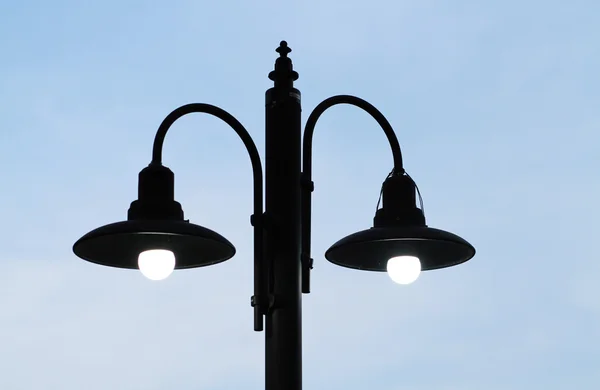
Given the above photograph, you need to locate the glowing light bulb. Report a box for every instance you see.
[387,255,421,285]
[138,249,176,281]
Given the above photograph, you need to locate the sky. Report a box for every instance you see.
[0,0,599,389]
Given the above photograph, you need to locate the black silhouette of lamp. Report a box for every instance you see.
[73,41,475,390]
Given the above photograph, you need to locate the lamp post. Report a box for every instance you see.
[73,41,475,390]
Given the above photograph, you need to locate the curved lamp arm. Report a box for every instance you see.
[151,103,267,332]
[301,95,404,293]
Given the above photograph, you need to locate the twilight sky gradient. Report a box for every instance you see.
[1,1,599,389]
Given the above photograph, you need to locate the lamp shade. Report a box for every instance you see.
[325,173,475,272]
[325,225,475,272]
[73,219,236,270]
[72,163,236,270]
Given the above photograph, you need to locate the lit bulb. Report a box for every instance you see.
[138,249,176,281]
[386,255,421,285]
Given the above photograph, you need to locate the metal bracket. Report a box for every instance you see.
[251,212,278,231]
[300,175,314,192]
[301,253,314,270]
[251,294,277,314]
[301,252,314,294]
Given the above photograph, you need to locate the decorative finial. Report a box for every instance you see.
[276,41,292,57]
[269,40,298,86]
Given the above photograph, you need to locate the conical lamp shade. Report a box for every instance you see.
[325,225,475,272]
[73,219,235,270]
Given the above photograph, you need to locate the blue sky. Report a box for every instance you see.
[1,0,599,389]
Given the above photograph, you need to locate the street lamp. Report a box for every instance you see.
[73,41,475,390]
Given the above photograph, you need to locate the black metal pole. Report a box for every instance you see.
[264,41,302,390]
